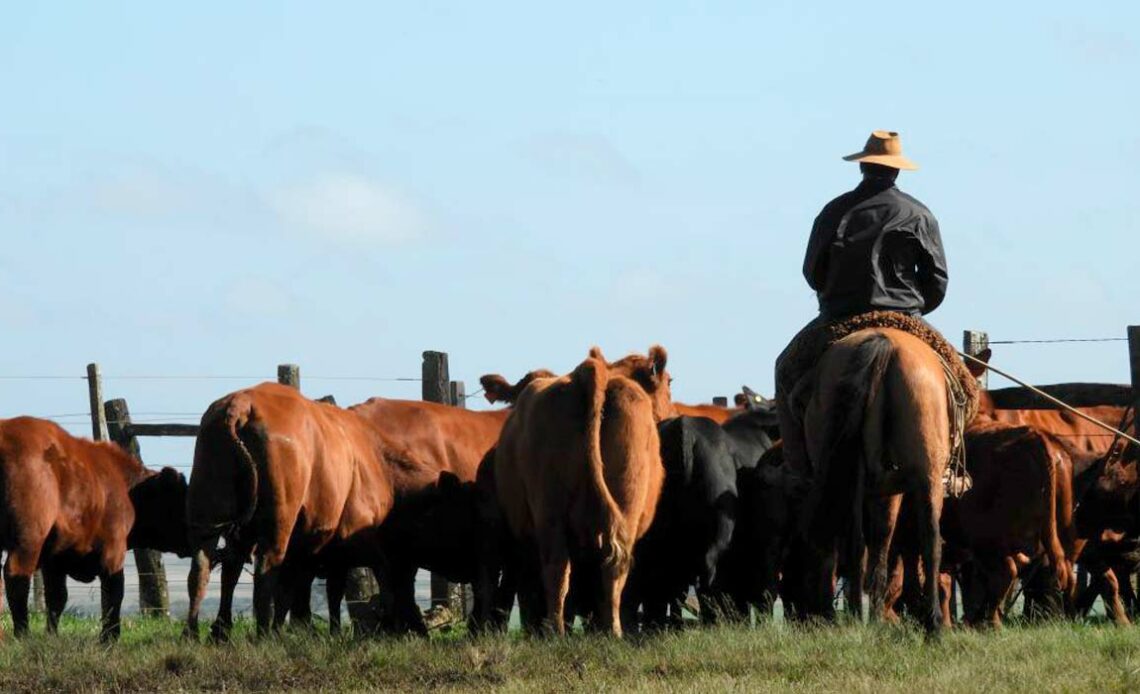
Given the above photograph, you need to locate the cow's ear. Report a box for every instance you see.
[516,369,555,392]
[648,345,668,377]
[588,346,606,361]
[480,374,513,404]
[438,471,460,491]
[965,348,991,378]
[160,466,187,490]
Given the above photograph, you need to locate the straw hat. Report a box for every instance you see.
[842,130,918,171]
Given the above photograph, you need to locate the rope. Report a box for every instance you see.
[959,352,1140,448]
[941,355,972,497]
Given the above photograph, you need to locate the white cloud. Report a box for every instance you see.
[88,170,191,218]
[524,132,641,185]
[222,276,296,318]
[267,173,426,245]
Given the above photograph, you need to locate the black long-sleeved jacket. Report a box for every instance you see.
[803,178,947,320]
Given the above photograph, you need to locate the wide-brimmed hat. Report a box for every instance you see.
[842,130,918,171]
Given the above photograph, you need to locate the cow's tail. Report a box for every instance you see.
[574,357,628,569]
[1042,443,1070,592]
[190,396,260,541]
[806,333,895,570]
[226,400,260,528]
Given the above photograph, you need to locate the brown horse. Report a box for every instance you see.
[799,328,951,634]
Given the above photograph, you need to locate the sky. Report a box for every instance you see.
[2,2,1139,479]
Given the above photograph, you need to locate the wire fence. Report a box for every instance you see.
[55,558,437,618]
[6,341,1133,618]
[986,337,1129,345]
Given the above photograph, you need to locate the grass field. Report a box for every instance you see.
[2,617,1140,693]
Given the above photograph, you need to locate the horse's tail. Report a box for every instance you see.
[806,333,895,581]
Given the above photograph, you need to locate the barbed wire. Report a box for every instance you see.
[0,374,423,382]
[988,337,1129,345]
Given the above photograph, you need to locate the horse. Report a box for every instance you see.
[798,327,952,634]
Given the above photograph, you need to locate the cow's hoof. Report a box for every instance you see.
[208,622,232,644]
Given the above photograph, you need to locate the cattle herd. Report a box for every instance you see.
[0,344,1138,643]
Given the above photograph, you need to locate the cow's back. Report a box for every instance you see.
[189,383,393,550]
[0,417,138,567]
[494,376,584,537]
[987,405,1126,456]
[352,398,508,484]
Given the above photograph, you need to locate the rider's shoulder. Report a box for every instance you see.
[890,187,936,218]
[817,187,862,217]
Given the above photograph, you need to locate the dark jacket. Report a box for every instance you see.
[803,178,947,320]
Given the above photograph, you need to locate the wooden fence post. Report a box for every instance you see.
[277,363,300,389]
[87,363,110,441]
[963,330,989,389]
[448,379,473,618]
[422,351,454,610]
[105,398,170,618]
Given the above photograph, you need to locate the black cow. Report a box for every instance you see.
[712,443,808,620]
[620,405,779,632]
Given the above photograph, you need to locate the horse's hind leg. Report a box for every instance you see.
[866,494,902,622]
[914,482,945,636]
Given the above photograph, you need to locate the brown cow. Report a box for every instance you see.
[941,419,1069,627]
[0,417,188,640]
[968,350,1127,456]
[1072,440,1140,624]
[674,403,739,424]
[186,382,398,638]
[492,346,673,636]
[342,381,537,633]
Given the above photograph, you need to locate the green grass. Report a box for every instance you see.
[2,616,1140,692]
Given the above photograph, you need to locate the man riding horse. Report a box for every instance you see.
[774,131,976,634]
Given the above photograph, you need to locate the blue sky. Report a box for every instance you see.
[2,2,1138,474]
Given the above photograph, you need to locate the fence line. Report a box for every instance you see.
[1,374,423,382]
[988,337,1128,345]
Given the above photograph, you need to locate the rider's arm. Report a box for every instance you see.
[916,216,949,314]
[802,212,832,291]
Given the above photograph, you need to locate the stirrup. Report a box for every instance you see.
[943,469,972,497]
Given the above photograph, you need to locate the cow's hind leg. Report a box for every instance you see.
[539,531,572,636]
[4,549,40,637]
[376,559,426,636]
[42,565,68,634]
[185,548,210,640]
[1102,569,1130,626]
[597,556,631,637]
[275,563,316,632]
[253,549,286,637]
[99,568,125,642]
[210,544,249,642]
